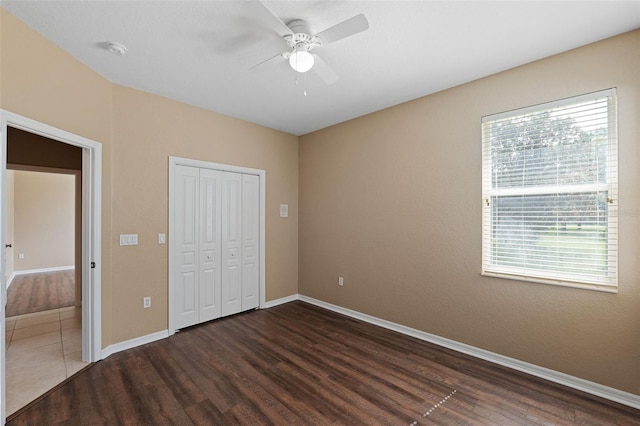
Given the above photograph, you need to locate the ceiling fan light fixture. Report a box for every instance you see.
[289,50,314,73]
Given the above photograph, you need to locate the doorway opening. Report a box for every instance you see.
[6,168,78,316]
[4,167,82,416]
[0,111,102,423]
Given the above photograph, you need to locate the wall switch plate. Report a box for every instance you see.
[120,234,139,246]
[158,233,166,244]
[339,277,344,287]
[280,204,289,218]
[143,297,151,308]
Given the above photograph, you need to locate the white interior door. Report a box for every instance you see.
[221,172,242,317]
[242,174,259,310]
[173,165,200,329]
[198,169,222,322]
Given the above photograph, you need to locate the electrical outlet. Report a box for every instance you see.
[339,277,344,287]
[19,253,25,259]
[143,297,151,308]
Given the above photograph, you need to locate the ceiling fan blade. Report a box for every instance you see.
[311,55,338,85]
[250,0,293,38]
[249,51,286,71]
[315,13,369,45]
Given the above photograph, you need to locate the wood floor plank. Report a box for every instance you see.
[184,399,226,425]
[144,344,208,409]
[6,270,75,317]
[7,301,640,425]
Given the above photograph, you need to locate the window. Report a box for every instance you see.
[482,89,618,291]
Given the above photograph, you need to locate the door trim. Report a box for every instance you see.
[168,156,266,335]
[0,110,102,423]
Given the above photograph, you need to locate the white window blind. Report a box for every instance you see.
[482,89,618,291]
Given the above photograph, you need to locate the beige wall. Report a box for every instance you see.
[110,85,298,343]
[12,170,74,271]
[299,29,640,395]
[1,9,298,347]
[1,8,115,345]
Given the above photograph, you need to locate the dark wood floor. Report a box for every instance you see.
[7,301,640,425]
[5,270,75,317]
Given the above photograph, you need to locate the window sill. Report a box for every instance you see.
[481,271,618,293]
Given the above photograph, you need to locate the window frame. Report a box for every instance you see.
[481,89,618,292]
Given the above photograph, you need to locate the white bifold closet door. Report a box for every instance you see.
[173,165,259,330]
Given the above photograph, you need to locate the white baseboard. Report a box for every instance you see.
[101,329,169,360]
[298,294,640,410]
[262,294,299,309]
[7,266,75,289]
[13,265,75,275]
[6,272,16,289]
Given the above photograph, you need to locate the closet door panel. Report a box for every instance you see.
[199,169,222,322]
[173,165,200,329]
[242,174,259,310]
[221,172,242,316]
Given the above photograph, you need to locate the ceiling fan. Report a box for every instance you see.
[249,0,369,85]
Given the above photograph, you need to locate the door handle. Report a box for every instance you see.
[5,244,12,248]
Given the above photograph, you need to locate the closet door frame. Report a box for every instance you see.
[168,156,265,335]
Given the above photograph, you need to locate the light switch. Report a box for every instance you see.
[280,204,289,218]
[158,233,166,244]
[120,234,139,246]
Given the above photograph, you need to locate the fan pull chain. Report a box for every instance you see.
[304,71,308,96]
[294,71,309,97]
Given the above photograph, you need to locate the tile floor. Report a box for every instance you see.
[5,306,88,416]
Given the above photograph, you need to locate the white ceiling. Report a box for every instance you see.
[1,1,639,135]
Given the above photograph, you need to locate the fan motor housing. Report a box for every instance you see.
[287,19,313,35]
[285,19,322,50]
